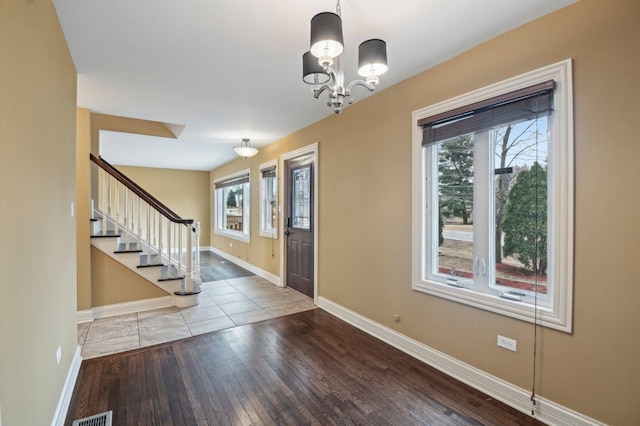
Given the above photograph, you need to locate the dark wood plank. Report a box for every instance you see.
[65,309,544,426]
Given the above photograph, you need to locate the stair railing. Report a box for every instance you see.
[90,153,201,295]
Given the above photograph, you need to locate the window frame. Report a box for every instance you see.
[213,169,251,243]
[259,160,278,239]
[412,59,574,332]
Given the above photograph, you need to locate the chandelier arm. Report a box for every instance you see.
[346,79,377,93]
[313,84,334,99]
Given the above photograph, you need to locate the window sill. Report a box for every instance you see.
[412,279,570,332]
[215,229,250,244]
[259,230,277,239]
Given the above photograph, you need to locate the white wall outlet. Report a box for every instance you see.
[70,201,75,218]
[497,335,517,351]
[393,314,400,323]
[56,346,62,365]
[229,242,233,247]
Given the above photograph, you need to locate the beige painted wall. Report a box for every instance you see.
[77,108,92,310]
[91,248,168,306]
[210,1,640,424]
[117,165,211,246]
[0,1,78,425]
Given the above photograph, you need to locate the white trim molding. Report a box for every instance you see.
[279,143,319,303]
[51,346,82,426]
[77,296,174,323]
[412,59,574,332]
[317,297,605,426]
[209,247,281,286]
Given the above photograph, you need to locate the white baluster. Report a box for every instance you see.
[184,223,193,293]
[137,197,141,249]
[167,220,172,277]
[146,202,151,263]
[115,182,120,241]
[102,171,108,235]
[123,187,129,249]
[195,222,201,278]
[178,224,183,276]
[158,214,163,266]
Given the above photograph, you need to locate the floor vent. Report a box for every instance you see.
[72,411,112,426]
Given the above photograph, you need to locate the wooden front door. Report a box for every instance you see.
[285,158,314,298]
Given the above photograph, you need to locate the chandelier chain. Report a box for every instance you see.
[336,0,341,17]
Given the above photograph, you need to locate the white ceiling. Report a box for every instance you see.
[53,0,576,171]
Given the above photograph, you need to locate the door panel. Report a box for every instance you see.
[285,159,314,298]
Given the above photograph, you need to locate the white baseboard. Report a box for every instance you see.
[317,297,606,426]
[209,247,281,286]
[76,310,93,324]
[51,346,82,426]
[77,296,174,323]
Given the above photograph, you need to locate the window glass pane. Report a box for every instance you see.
[436,135,474,282]
[292,166,311,230]
[262,175,277,233]
[492,118,548,296]
[224,183,244,231]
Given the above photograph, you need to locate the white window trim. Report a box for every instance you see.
[411,59,574,332]
[214,168,251,243]
[259,159,278,239]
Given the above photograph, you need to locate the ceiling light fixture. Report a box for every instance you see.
[233,138,258,158]
[302,0,387,114]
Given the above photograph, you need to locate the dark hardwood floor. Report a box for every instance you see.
[66,309,544,425]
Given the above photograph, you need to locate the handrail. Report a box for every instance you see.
[90,153,193,225]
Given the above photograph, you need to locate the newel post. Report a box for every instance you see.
[174,221,201,308]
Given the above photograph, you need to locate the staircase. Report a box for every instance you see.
[90,154,202,308]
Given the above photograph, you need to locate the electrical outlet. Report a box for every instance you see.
[393,314,400,323]
[56,346,62,365]
[497,335,517,352]
[229,242,233,247]
[70,201,75,218]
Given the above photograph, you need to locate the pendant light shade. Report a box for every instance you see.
[358,39,388,77]
[233,138,258,158]
[303,51,330,84]
[309,12,344,59]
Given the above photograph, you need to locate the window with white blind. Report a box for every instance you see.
[214,169,250,242]
[412,60,574,332]
[259,160,278,238]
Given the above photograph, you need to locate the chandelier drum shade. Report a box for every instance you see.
[302,0,388,114]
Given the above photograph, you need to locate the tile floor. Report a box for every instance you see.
[78,275,316,359]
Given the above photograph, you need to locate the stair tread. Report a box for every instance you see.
[138,254,163,268]
[114,242,143,253]
[158,265,184,282]
[91,231,121,238]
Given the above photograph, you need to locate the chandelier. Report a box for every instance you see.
[233,138,258,158]
[302,0,388,114]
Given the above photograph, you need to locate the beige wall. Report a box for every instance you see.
[210,1,640,424]
[76,108,92,310]
[91,248,167,306]
[117,165,211,247]
[0,1,78,425]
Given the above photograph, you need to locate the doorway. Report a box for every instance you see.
[281,144,318,300]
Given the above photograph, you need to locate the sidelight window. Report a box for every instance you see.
[260,161,278,238]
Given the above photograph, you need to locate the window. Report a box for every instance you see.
[259,160,278,238]
[412,60,573,332]
[214,170,250,242]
